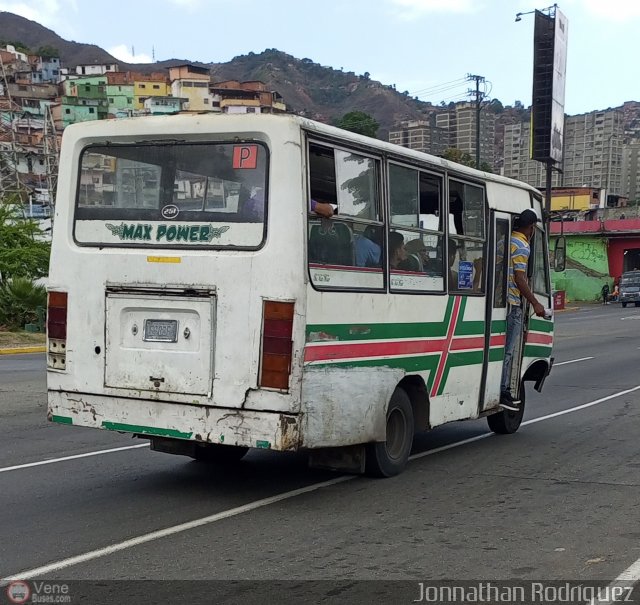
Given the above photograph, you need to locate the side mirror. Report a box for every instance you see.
[554,236,566,272]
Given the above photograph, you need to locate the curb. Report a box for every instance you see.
[554,306,580,313]
[0,346,46,355]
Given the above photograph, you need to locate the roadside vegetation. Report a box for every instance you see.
[0,197,51,337]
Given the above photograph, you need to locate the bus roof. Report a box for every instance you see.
[63,112,542,199]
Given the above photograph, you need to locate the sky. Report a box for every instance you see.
[1,0,639,115]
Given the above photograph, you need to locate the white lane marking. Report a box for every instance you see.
[554,357,594,367]
[620,316,640,321]
[3,384,640,582]
[564,314,615,321]
[0,476,353,584]
[0,444,149,474]
[588,559,640,604]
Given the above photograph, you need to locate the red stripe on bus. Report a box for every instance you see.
[526,332,553,345]
[449,334,505,351]
[304,332,506,363]
[430,297,462,397]
[304,338,446,362]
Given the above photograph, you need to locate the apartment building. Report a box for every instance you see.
[61,76,109,127]
[562,109,624,195]
[388,119,449,156]
[503,108,624,195]
[435,102,495,167]
[502,121,561,188]
[133,73,170,111]
[169,64,212,111]
[622,143,640,202]
[210,80,286,114]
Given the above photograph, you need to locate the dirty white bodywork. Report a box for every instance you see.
[47,114,552,453]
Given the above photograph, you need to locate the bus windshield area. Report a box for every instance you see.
[74,142,268,248]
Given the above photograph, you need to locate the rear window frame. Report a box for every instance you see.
[72,140,270,251]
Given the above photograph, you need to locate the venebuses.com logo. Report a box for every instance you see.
[6,581,30,604]
[5,580,71,604]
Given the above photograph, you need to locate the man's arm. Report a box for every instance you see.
[514,271,546,317]
[310,199,337,218]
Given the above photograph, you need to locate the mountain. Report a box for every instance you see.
[0,11,119,66]
[0,12,432,133]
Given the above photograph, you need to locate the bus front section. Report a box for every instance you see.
[46,116,307,461]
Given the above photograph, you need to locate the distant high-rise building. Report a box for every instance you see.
[503,121,561,188]
[622,142,640,202]
[503,108,624,195]
[435,102,495,167]
[563,109,624,195]
[388,119,448,157]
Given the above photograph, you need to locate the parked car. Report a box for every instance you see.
[619,270,640,308]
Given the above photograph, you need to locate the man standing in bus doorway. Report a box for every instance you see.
[500,209,546,411]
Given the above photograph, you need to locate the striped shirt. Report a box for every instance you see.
[507,231,530,306]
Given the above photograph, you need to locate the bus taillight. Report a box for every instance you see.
[260,301,294,390]
[47,291,68,371]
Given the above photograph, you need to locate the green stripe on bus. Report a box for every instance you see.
[489,348,505,362]
[101,421,193,439]
[491,320,506,333]
[529,318,554,333]
[524,345,553,358]
[307,296,499,342]
[52,415,73,425]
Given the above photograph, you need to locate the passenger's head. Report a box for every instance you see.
[514,209,539,239]
[389,231,407,267]
[405,238,427,258]
[363,225,382,245]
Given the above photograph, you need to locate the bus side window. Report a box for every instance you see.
[448,180,486,294]
[307,142,384,290]
[388,163,445,292]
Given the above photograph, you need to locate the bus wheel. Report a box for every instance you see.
[365,388,414,478]
[192,444,249,463]
[487,385,526,434]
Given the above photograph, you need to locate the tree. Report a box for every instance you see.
[441,148,494,173]
[0,40,30,53]
[0,200,51,285]
[335,111,379,138]
[442,147,475,168]
[36,45,60,59]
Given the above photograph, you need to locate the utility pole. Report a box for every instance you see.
[467,74,485,169]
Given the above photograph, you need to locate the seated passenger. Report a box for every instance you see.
[403,239,427,272]
[389,231,408,270]
[354,225,382,267]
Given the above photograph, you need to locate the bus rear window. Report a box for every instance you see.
[74,142,268,248]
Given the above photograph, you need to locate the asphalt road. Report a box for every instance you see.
[1,303,640,603]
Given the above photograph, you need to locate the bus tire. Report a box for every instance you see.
[192,444,249,463]
[487,384,526,434]
[365,388,414,478]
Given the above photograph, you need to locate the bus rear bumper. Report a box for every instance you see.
[48,390,300,451]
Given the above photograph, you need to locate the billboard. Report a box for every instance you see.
[530,8,568,163]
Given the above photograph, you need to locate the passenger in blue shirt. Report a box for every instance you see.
[355,225,382,267]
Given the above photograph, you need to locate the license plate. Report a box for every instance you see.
[143,319,178,342]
